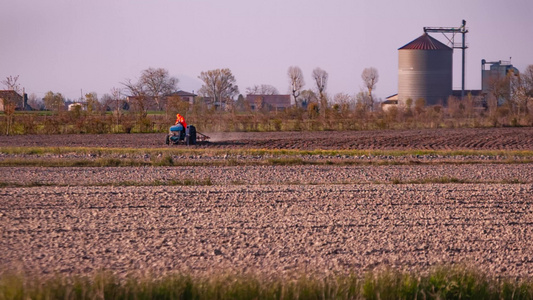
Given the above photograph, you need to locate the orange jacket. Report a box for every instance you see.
[175,114,187,128]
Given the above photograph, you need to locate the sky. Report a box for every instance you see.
[1,0,532,102]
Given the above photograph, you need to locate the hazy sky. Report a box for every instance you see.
[2,0,532,101]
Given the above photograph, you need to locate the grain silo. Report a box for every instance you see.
[398,33,453,106]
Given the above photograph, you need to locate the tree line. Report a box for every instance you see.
[1,65,533,135]
[3,65,378,112]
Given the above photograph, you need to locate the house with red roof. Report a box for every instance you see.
[0,90,26,111]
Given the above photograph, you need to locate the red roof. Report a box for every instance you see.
[399,33,451,50]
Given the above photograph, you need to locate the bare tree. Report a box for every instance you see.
[355,90,372,113]
[100,94,112,109]
[312,67,329,115]
[523,65,533,97]
[300,89,317,108]
[361,67,379,111]
[100,88,125,131]
[3,102,16,135]
[139,67,179,110]
[245,84,279,95]
[0,77,20,135]
[2,75,21,92]
[333,93,354,112]
[509,66,533,117]
[110,87,124,111]
[523,65,533,116]
[198,68,239,110]
[486,71,512,115]
[518,65,533,115]
[85,92,105,114]
[312,67,328,98]
[43,91,65,112]
[27,93,43,110]
[288,66,305,106]
[122,78,148,118]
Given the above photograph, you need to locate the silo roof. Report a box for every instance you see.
[399,33,451,50]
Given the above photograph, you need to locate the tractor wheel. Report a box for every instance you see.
[165,135,170,145]
[188,125,197,145]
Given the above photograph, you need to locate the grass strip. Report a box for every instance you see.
[2,146,533,158]
[0,158,532,167]
[0,158,151,167]
[1,266,532,300]
[389,176,527,185]
[0,177,528,188]
[0,178,212,188]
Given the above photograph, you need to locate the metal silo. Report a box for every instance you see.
[398,33,453,106]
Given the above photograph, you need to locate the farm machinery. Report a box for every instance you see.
[165,123,209,146]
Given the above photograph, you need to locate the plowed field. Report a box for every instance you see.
[1,128,533,280]
[2,178,533,278]
[1,127,532,150]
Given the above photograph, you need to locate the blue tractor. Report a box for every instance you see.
[165,123,197,145]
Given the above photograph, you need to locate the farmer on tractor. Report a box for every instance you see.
[166,112,206,145]
[175,113,187,128]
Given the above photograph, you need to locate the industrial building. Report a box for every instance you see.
[398,33,453,106]
[384,20,518,111]
[481,60,519,105]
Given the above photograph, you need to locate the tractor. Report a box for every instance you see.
[165,123,209,146]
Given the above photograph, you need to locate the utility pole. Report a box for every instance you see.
[424,20,468,99]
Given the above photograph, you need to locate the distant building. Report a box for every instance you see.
[168,90,197,106]
[0,90,27,111]
[177,94,221,110]
[246,94,291,111]
[67,102,87,111]
[481,59,519,105]
[166,90,198,111]
[393,29,516,108]
[381,94,399,112]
